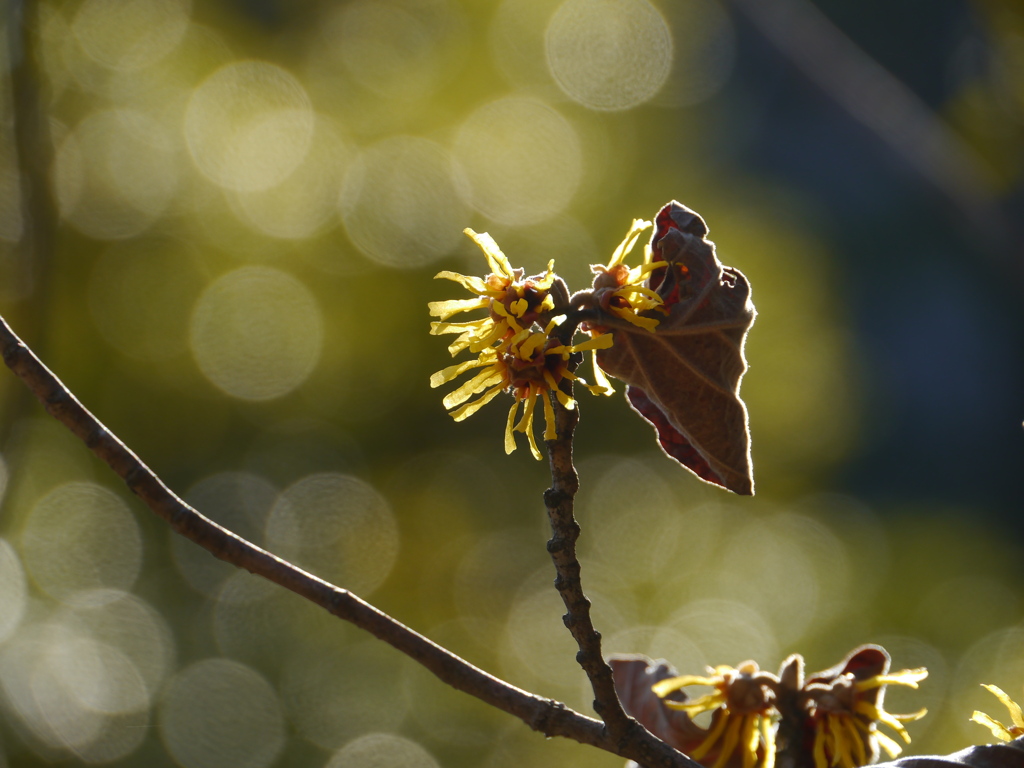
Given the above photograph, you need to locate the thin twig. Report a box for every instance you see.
[541,322,649,753]
[0,312,699,768]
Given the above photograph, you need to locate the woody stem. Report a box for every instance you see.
[542,321,632,742]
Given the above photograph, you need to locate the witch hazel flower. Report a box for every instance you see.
[971,684,1024,742]
[429,228,610,458]
[652,661,779,768]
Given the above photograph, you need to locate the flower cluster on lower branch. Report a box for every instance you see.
[612,645,928,768]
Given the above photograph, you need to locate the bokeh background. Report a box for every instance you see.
[0,0,1022,766]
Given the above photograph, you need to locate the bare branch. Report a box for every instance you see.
[0,312,699,768]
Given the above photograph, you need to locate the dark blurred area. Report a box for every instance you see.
[0,1,1021,767]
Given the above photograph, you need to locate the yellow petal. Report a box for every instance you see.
[570,333,615,354]
[428,297,490,320]
[490,300,525,335]
[431,318,489,336]
[691,710,731,760]
[606,218,652,269]
[982,684,1024,728]
[610,305,660,331]
[856,669,928,691]
[450,383,505,421]
[467,319,508,352]
[873,730,903,759]
[429,355,494,388]
[711,712,744,768]
[433,271,490,295]
[464,228,516,279]
[590,350,615,395]
[845,718,867,767]
[854,702,912,744]
[652,675,720,697]
[505,399,520,454]
[514,390,542,460]
[518,331,547,359]
[443,368,504,409]
[812,724,828,768]
[741,714,758,768]
[542,391,556,441]
[762,715,777,768]
[972,711,1014,742]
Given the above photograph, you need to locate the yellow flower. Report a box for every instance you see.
[589,217,665,331]
[971,684,1024,742]
[806,667,928,768]
[583,218,665,394]
[653,661,779,768]
[430,319,613,459]
[429,227,618,457]
[428,228,556,356]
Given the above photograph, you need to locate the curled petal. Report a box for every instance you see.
[433,270,491,295]
[972,711,1015,742]
[606,218,652,269]
[504,398,520,454]
[570,333,615,354]
[464,228,516,279]
[428,297,490,320]
[449,383,506,422]
[610,305,660,331]
[761,715,776,768]
[430,319,489,336]
[542,391,556,440]
[691,710,731,760]
[443,368,504,409]
[430,353,495,388]
[981,685,1024,728]
[873,730,903,759]
[591,351,615,395]
[652,675,721,697]
[856,669,929,691]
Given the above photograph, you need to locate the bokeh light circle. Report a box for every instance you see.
[0,623,112,755]
[185,60,315,192]
[54,109,179,240]
[0,539,27,643]
[159,658,285,768]
[56,589,176,700]
[73,0,191,71]
[21,482,142,602]
[190,266,324,401]
[545,0,673,110]
[282,641,408,750]
[453,97,582,225]
[231,115,352,240]
[334,1,445,100]
[327,733,440,768]
[0,609,155,762]
[340,136,468,267]
[265,473,399,595]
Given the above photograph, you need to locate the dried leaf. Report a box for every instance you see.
[597,201,756,495]
[609,654,706,753]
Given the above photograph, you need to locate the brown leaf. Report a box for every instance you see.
[609,654,706,753]
[596,201,756,495]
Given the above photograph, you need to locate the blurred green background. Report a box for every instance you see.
[0,0,1022,766]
